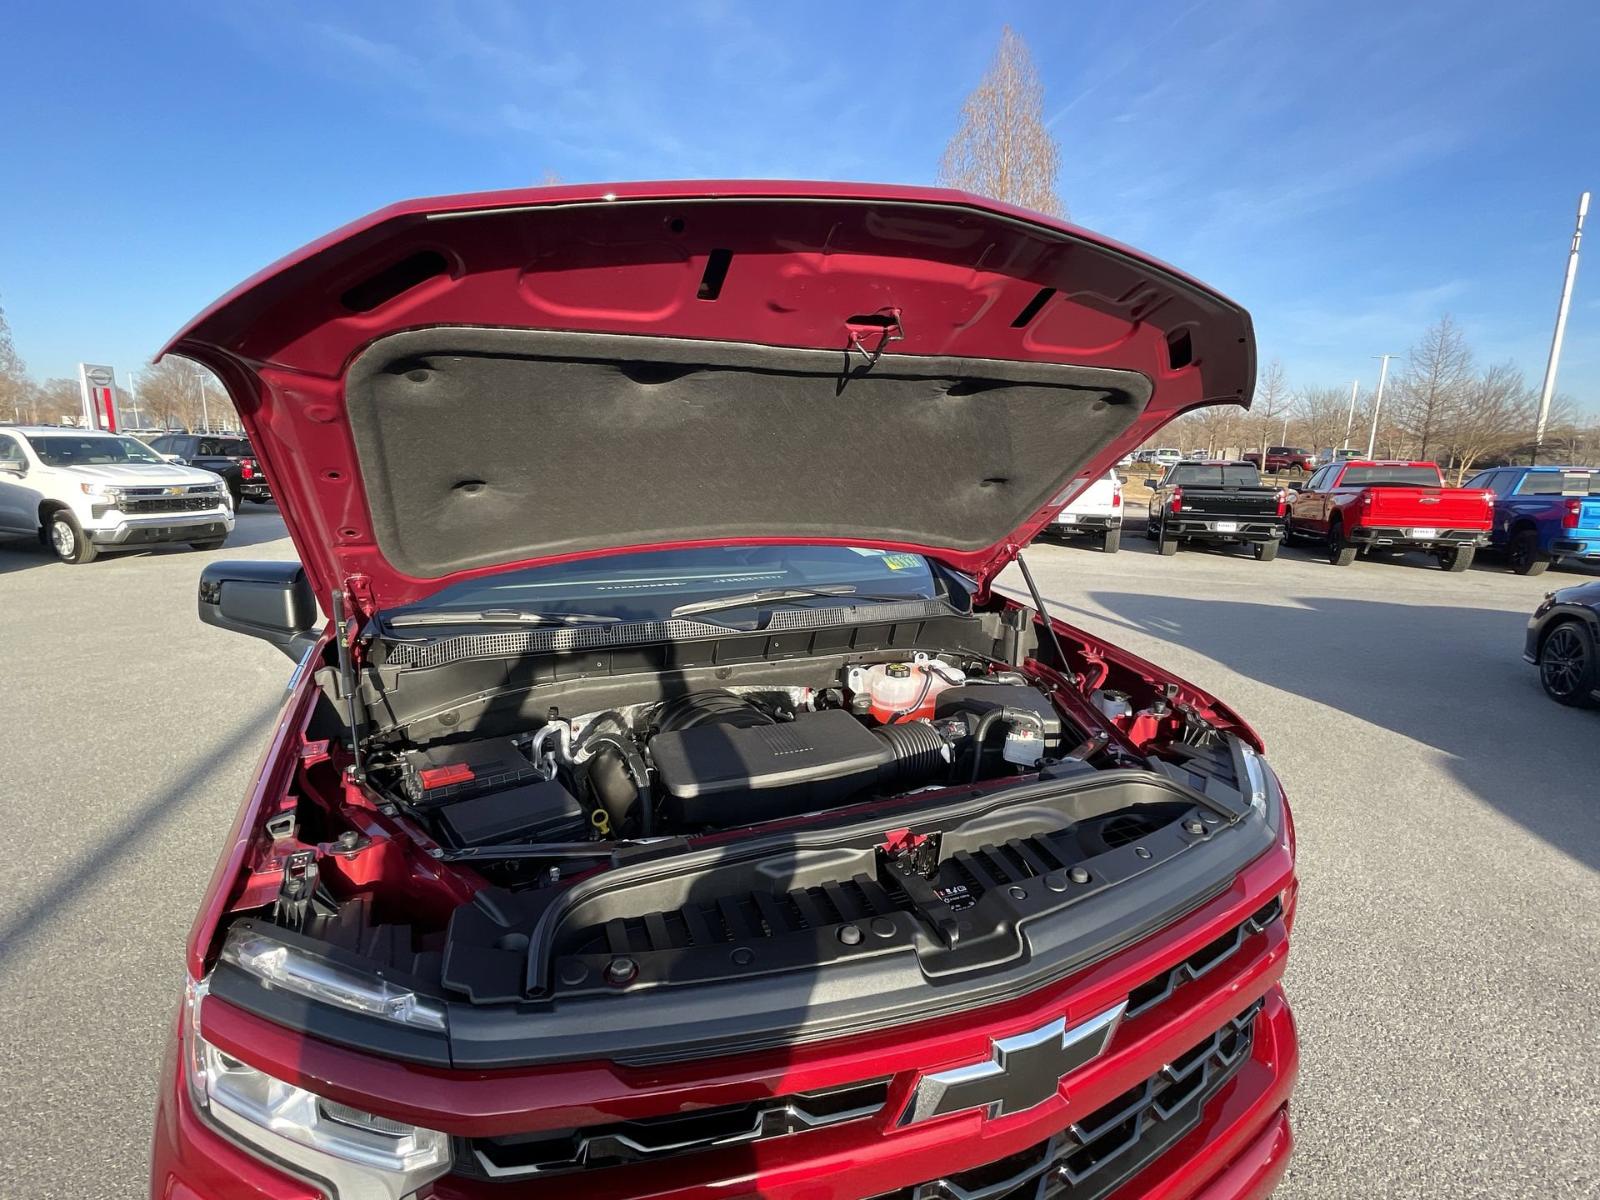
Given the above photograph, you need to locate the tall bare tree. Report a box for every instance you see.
[938,26,1064,217]
[1253,360,1293,460]
[1288,385,1356,454]
[1440,363,1537,483]
[135,356,234,432]
[1390,316,1472,461]
[0,296,30,423]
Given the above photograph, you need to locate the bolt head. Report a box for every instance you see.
[837,924,863,946]
[605,957,638,986]
[1069,866,1091,884]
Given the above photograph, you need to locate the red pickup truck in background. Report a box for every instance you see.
[1243,446,1316,474]
[1286,460,1494,570]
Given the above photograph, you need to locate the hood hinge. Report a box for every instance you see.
[341,573,377,623]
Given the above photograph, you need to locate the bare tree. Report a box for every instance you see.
[34,377,82,424]
[938,26,1064,217]
[1390,316,1473,461]
[135,356,234,431]
[1253,360,1293,460]
[0,296,30,423]
[1290,385,1356,454]
[1439,363,1537,482]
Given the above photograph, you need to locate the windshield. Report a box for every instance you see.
[1169,464,1260,487]
[26,434,165,467]
[1516,471,1600,496]
[1339,465,1442,487]
[389,545,947,626]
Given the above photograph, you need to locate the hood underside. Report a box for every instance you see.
[162,181,1255,610]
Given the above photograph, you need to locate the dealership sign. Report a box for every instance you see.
[78,364,118,431]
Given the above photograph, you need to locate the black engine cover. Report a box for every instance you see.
[650,708,894,828]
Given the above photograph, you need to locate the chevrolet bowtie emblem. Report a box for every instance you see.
[899,1001,1127,1125]
[166,486,185,495]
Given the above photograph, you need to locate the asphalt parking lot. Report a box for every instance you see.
[2,505,1597,1199]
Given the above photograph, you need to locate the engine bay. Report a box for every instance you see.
[202,594,1276,1061]
[372,655,1094,859]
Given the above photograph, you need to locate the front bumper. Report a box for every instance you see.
[241,482,274,501]
[150,989,1295,1200]
[151,832,1298,1200]
[88,510,233,546]
[1348,525,1487,550]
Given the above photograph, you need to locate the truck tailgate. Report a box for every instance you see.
[1181,487,1281,518]
[1361,487,1491,529]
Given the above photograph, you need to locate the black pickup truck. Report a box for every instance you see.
[146,434,273,507]
[1144,460,1287,560]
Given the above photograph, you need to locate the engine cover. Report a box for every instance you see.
[650,708,894,828]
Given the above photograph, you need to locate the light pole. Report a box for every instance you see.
[1532,191,1589,464]
[192,366,211,433]
[1364,354,1396,459]
[1341,380,1359,449]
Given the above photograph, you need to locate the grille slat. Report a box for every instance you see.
[461,1079,893,1179]
[1124,896,1283,1020]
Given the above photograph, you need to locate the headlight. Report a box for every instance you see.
[183,979,452,1200]
[79,482,126,502]
[221,926,447,1031]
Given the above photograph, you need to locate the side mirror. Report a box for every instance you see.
[160,454,183,463]
[0,461,25,476]
[198,561,320,660]
[1143,478,1160,489]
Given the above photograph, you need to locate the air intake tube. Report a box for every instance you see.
[872,720,952,787]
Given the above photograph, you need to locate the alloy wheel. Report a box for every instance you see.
[52,520,75,557]
[1541,626,1587,698]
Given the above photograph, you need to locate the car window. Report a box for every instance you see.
[223,440,252,457]
[1305,467,1330,491]
[25,434,165,466]
[1462,470,1496,490]
[1167,464,1260,486]
[197,438,225,455]
[1338,465,1443,487]
[1515,471,1600,496]
[0,434,24,466]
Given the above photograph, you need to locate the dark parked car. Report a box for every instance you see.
[1144,460,1287,560]
[147,434,273,506]
[1525,581,1600,706]
[149,183,1299,1200]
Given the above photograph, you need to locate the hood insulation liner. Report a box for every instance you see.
[345,327,1153,579]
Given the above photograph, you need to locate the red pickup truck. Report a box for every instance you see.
[1286,459,1494,570]
[1242,446,1315,474]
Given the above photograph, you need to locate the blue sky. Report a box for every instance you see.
[3,0,1597,408]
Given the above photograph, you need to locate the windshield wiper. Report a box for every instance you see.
[669,586,924,620]
[386,608,624,628]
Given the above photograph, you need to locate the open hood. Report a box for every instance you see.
[162,181,1254,612]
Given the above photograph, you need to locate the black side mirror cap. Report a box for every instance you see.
[198,560,320,660]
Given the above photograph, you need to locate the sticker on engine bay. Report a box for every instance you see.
[934,882,978,911]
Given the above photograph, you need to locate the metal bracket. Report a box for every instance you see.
[845,310,905,368]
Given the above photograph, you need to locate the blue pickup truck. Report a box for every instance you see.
[1464,465,1600,575]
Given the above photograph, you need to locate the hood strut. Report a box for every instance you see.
[329,590,367,780]
[1014,552,1078,687]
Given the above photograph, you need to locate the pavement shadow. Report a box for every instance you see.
[0,697,284,976]
[0,538,52,574]
[1086,590,1600,873]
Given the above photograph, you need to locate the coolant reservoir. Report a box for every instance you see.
[858,659,963,723]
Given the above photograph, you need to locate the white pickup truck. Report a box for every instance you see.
[1045,469,1123,552]
[0,426,235,564]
